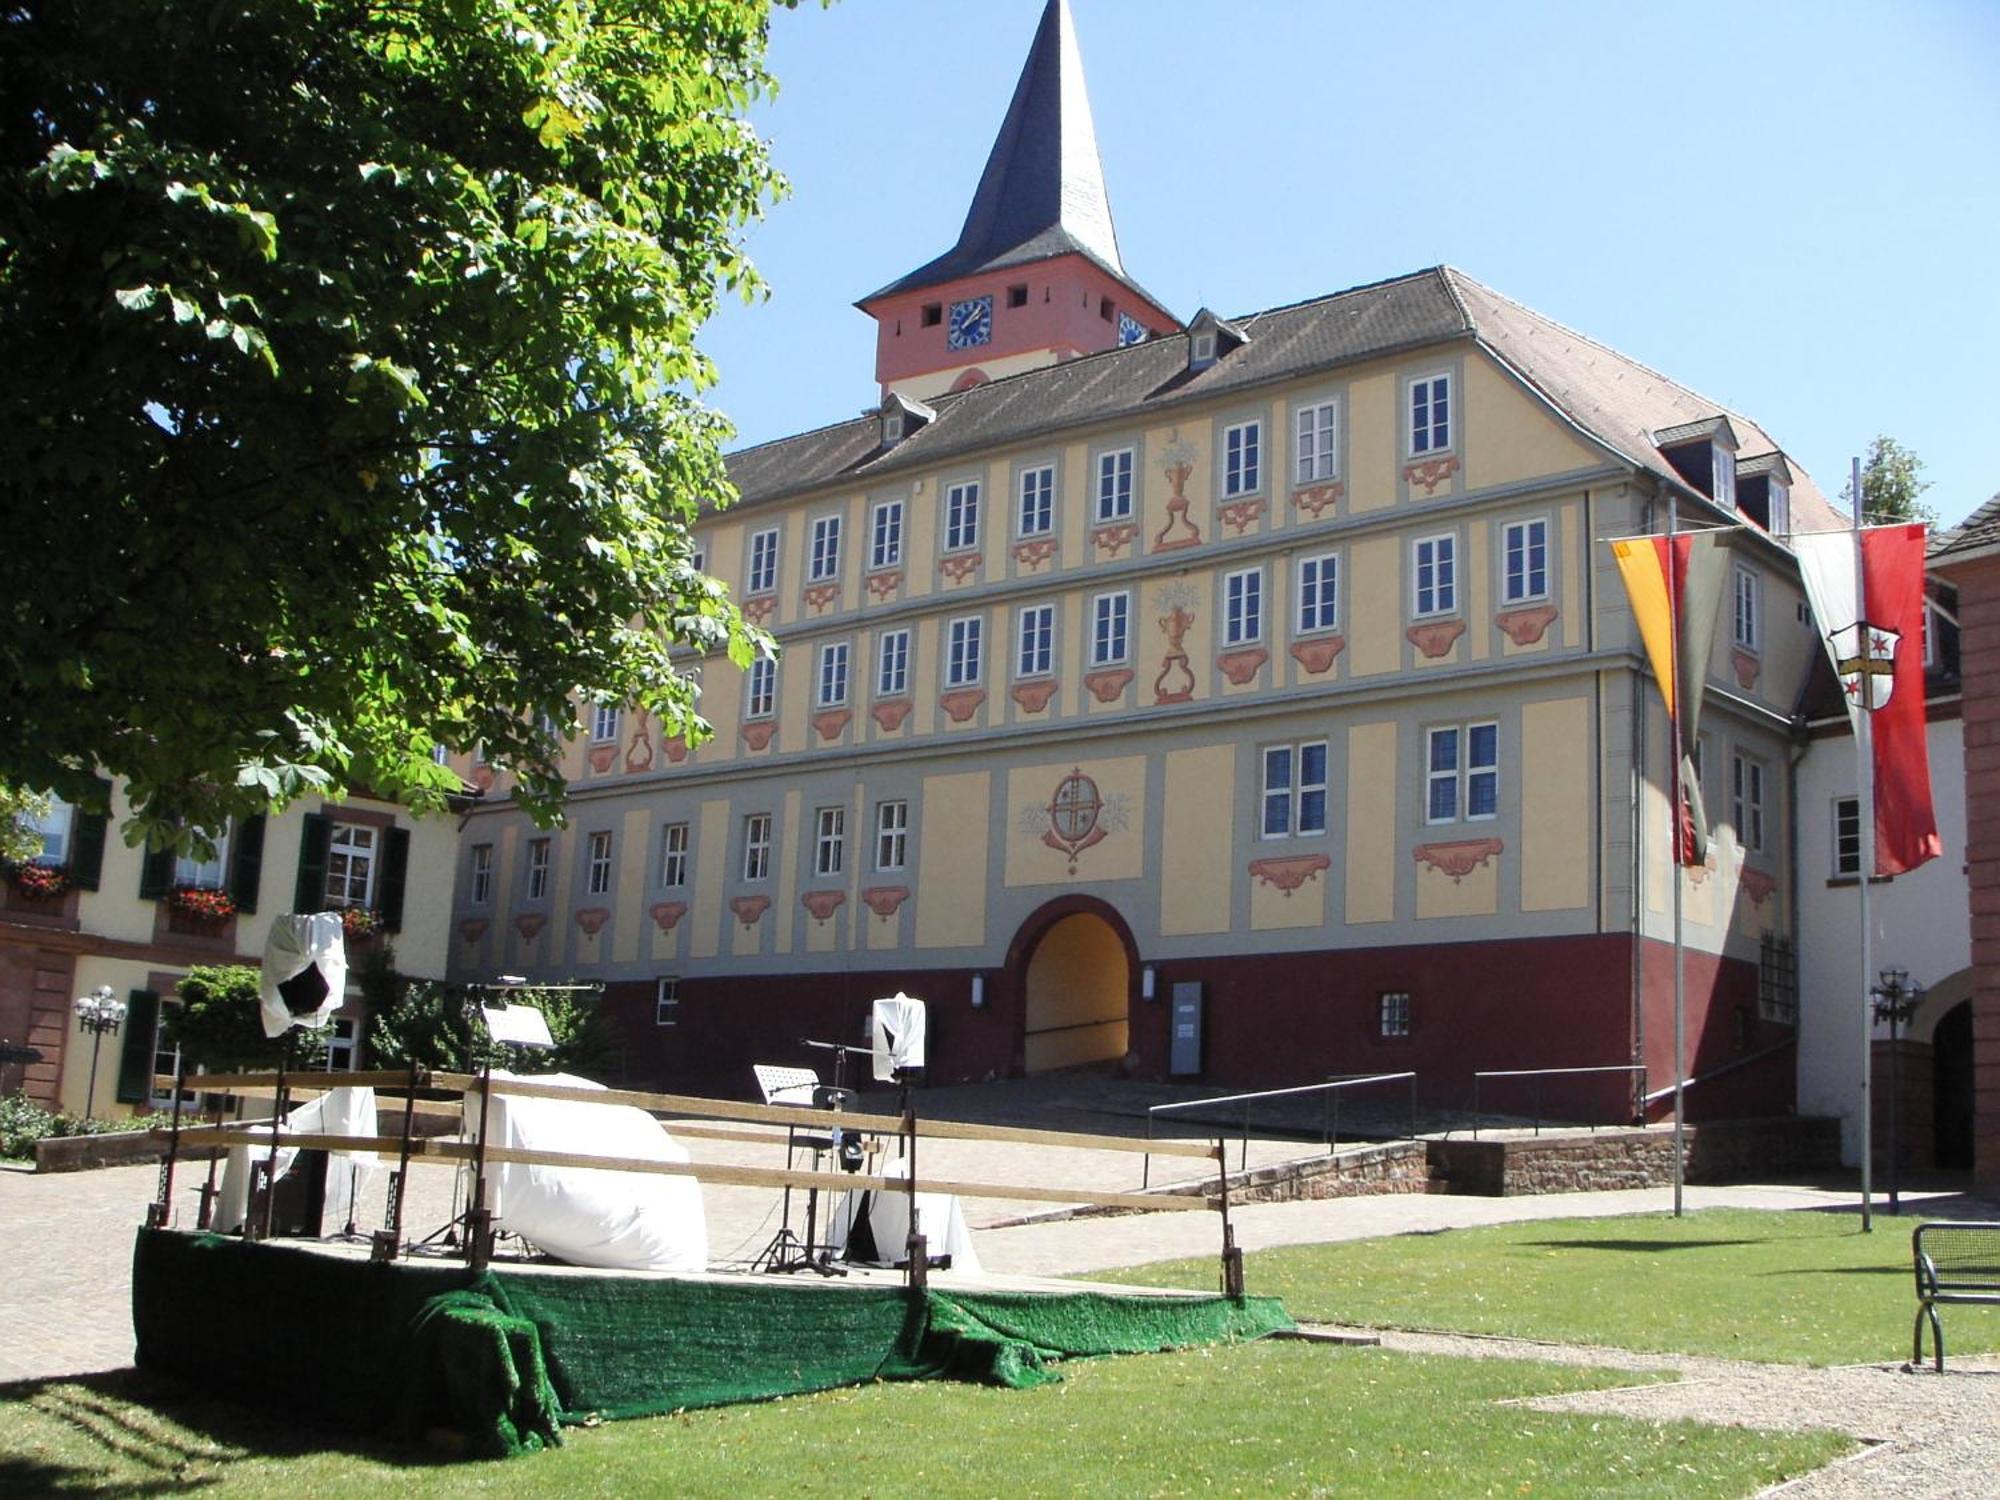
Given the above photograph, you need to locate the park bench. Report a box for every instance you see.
[1911,1220,2000,1372]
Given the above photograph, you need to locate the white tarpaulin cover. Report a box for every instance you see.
[827,1158,981,1275]
[473,1071,707,1274]
[215,1085,379,1233]
[258,912,348,1038]
[870,993,927,1083]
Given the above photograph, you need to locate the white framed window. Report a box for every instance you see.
[1297,553,1339,634]
[742,813,772,881]
[1833,796,1860,878]
[1426,722,1499,823]
[1502,519,1549,604]
[1095,448,1134,522]
[690,544,706,575]
[746,656,776,719]
[655,977,680,1027]
[1223,420,1261,496]
[1409,373,1451,455]
[325,824,378,908]
[1379,992,1412,1040]
[947,615,983,686]
[870,499,904,571]
[469,843,493,905]
[814,806,845,877]
[526,837,551,901]
[1733,753,1766,852]
[945,481,980,552]
[660,822,689,888]
[1017,603,1054,678]
[174,827,228,891]
[877,628,910,698]
[1017,465,1054,537]
[586,830,613,895]
[1261,741,1329,839]
[817,641,850,707]
[875,799,907,871]
[22,795,72,866]
[809,513,841,582]
[1224,567,1263,646]
[1295,401,1338,483]
[748,527,779,595]
[431,743,451,765]
[1712,446,1737,509]
[591,703,620,743]
[1191,331,1216,364]
[325,1016,359,1072]
[1092,591,1129,666]
[1768,480,1791,537]
[1733,566,1761,652]
[1413,534,1457,617]
[1922,603,1936,669]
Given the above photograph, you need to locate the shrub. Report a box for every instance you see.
[166,964,331,1070]
[363,958,619,1079]
[0,1092,171,1159]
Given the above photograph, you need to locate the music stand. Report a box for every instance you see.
[751,1065,820,1273]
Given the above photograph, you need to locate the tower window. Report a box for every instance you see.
[1099,296,1114,322]
[1007,284,1028,309]
[920,303,942,327]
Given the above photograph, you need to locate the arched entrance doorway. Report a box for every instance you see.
[1022,911,1130,1073]
[1933,1001,1974,1171]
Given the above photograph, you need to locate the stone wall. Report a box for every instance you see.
[1428,1118,1842,1197]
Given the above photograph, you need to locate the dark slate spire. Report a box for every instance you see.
[863,0,1126,301]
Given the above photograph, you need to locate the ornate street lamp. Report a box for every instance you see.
[1870,966,1924,1215]
[72,985,127,1121]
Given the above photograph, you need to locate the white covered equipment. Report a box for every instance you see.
[258,912,347,1038]
[869,993,927,1083]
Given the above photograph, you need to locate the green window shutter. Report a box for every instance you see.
[137,844,174,901]
[115,989,160,1104]
[379,826,411,932]
[294,812,332,914]
[229,814,266,914]
[69,779,110,891]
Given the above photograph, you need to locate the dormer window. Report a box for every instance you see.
[1732,452,1793,533]
[1184,307,1247,374]
[878,391,936,450]
[1654,417,1741,508]
[1768,480,1789,536]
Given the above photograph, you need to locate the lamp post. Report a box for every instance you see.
[1870,966,1924,1215]
[72,986,126,1121]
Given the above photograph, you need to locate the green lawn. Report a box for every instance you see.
[1109,1208,1979,1365]
[2,1341,1847,1498]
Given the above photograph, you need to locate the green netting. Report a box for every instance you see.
[132,1229,1292,1460]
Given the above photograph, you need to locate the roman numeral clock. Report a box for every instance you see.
[947,294,993,350]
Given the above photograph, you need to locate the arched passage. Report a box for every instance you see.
[1934,1000,1974,1171]
[1022,910,1130,1073]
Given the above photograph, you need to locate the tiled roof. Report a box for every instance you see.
[862,0,1136,307]
[725,265,1840,540]
[1931,492,2000,560]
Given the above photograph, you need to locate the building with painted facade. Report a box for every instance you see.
[445,0,1846,1113]
[0,787,458,1119]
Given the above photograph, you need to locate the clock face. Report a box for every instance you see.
[1117,312,1147,347]
[947,295,993,350]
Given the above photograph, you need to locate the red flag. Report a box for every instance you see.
[1796,522,1942,876]
[1862,524,1941,875]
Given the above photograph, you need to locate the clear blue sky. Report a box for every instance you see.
[702,0,2000,529]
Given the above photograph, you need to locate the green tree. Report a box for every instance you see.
[0,785,53,865]
[1842,435,1936,525]
[167,965,332,1070]
[0,1,784,848]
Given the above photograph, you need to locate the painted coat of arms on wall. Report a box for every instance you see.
[1021,767,1130,875]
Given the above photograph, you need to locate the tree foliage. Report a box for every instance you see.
[1,1,784,847]
[0,784,52,865]
[363,969,620,1077]
[1842,435,1936,525]
[166,964,332,1069]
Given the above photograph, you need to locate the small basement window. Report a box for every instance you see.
[920,303,942,328]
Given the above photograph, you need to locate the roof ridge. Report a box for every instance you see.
[1225,265,1451,328]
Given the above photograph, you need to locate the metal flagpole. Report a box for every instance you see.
[1852,457,1877,1232]
[1668,494,1685,1219]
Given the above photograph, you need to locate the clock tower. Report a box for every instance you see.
[857,0,1178,402]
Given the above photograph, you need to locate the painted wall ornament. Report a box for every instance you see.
[1022,767,1131,874]
[624,708,655,772]
[1153,432,1203,551]
[1152,581,1200,704]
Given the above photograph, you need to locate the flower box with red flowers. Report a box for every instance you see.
[9,862,72,901]
[168,885,237,924]
[339,906,384,940]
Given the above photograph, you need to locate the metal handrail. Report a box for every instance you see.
[1144,1072,1417,1187]
[1468,1064,1646,1139]
[1638,1037,1797,1106]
